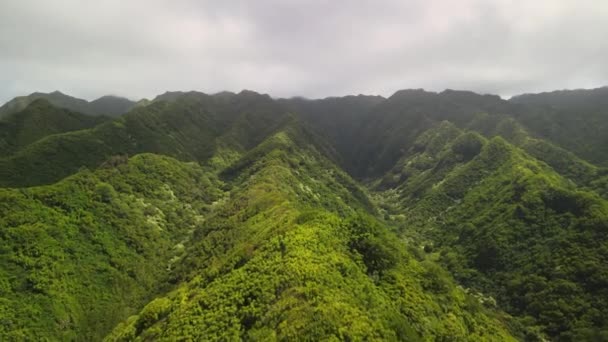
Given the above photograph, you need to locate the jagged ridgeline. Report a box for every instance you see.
[0,91,138,119]
[1,87,608,341]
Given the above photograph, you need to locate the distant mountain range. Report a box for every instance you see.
[0,91,138,118]
[1,86,608,341]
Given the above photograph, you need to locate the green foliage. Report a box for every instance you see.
[380,123,608,340]
[420,261,453,294]
[280,95,384,171]
[511,87,608,166]
[94,182,116,203]
[105,127,516,341]
[0,91,291,187]
[288,89,509,178]
[451,132,484,161]
[0,99,108,156]
[0,154,223,340]
[4,86,608,341]
[343,212,398,275]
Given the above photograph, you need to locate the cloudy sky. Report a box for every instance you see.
[1,0,607,103]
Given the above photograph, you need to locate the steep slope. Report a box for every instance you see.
[284,89,513,178]
[280,95,384,169]
[105,124,517,341]
[0,99,108,156]
[0,91,136,118]
[510,87,608,167]
[463,112,607,196]
[0,91,291,187]
[286,87,608,180]
[0,153,224,340]
[376,124,608,340]
[0,116,520,341]
[3,85,608,341]
[284,89,607,197]
[350,89,513,178]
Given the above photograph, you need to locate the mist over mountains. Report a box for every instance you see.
[1,85,608,341]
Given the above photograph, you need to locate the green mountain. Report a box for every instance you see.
[0,153,223,340]
[509,88,608,167]
[278,94,384,170]
[0,108,516,341]
[89,96,139,117]
[374,121,608,340]
[0,91,290,187]
[105,124,517,341]
[289,89,512,178]
[0,91,137,118]
[0,99,108,156]
[2,86,608,341]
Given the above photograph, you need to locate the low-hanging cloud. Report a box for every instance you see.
[1,0,607,103]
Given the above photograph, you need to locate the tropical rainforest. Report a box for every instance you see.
[1,87,608,341]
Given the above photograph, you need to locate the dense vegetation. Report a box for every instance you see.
[373,122,608,340]
[0,99,108,156]
[0,91,291,187]
[1,86,608,340]
[105,126,516,341]
[0,154,223,340]
[510,88,608,167]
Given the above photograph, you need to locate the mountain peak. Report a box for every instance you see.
[0,91,136,118]
[93,94,126,101]
[388,88,434,99]
[237,89,272,99]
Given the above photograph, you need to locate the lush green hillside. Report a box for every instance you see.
[0,120,519,341]
[509,88,608,167]
[375,122,608,340]
[0,91,291,187]
[280,95,384,170]
[0,91,136,118]
[0,99,108,156]
[2,86,608,341]
[287,88,608,180]
[0,153,223,340]
[285,89,513,178]
[105,125,517,341]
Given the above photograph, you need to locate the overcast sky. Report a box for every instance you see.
[1,0,607,104]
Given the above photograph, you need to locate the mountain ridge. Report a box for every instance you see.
[0,91,137,118]
[2,85,608,341]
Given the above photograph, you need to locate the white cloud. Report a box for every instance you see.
[1,0,607,103]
